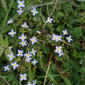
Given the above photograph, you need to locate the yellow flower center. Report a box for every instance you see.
[27,54,30,56]
[20,2,23,6]
[68,38,71,40]
[33,11,36,13]
[57,48,59,51]
[10,20,13,23]
[19,52,22,55]
[13,64,16,67]
[22,42,25,45]
[32,40,35,42]
[19,10,22,13]
[10,55,13,58]
[22,36,25,39]
[6,67,8,70]
[11,32,14,35]
[24,25,27,27]
[54,37,57,39]
[58,37,60,39]
[48,19,51,22]
[22,76,25,79]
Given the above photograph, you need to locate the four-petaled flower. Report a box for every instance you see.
[30,49,37,56]
[17,8,24,15]
[7,52,15,61]
[32,59,38,66]
[8,29,16,37]
[17,50,23,57]
[30,36,37,45]
[21,22,29,28]
[31,7,38,16]
[17,0,25,8]
[11,61,19,70]
[46,17,53,23]
[18,34,27,41]
[58,51,64,57]
[55,46,62,53]
[25,57,32,63]
[20,74,27,81]
[7,18,13,24]
[63,30,68,35]
[24,51,32,58]
[4,65,10,71]
[66,35,73,43]
[20,40,27,47]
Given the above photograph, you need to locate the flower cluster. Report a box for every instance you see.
[52,30,73,57]
[55,46,64,57]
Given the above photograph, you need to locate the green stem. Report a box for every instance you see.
[2,0,14,29]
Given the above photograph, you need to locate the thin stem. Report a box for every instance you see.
[43,62,51,85]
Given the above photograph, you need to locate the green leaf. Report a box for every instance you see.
[1,0,8,12]
[4,36,9,48]
[0,46,4,56]
[0,33,4,45]
[5,48,12,56]
[63,77,72,85]
[70,27,82,39]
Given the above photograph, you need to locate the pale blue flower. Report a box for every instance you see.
[32,59,38,66]
[66,35,73,43]
[30,36,37,45]
[20,73,27,81]
[8,29,16,37]
[11,61,19,70]
[17,50,23,57]
[7,52,15,61]
[17,0,25,8]
[46,17,53,23]
[4,65,10,71]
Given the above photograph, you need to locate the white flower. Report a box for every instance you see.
[20,40,27,47]
[21,22,29,28]
[17,8,24,15]
[46,17,53,23]
[4,65,10,71]
[7,52,15,61]
[30,49,37,56]
[17,50,23,57]
[55,46,62,53]
[11,61,19,70]
[8,29,16,37]
[31,8,38,16]
[18,34,27,41]
[30,36,37,45]
[17,0,25,8]
[66,35,73,43]
[20,74,27,81]
[63,30,68,35]
[32,59,38,66]
[7,18,13,24]
[25,57,32,63]
[24,51,32,58]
